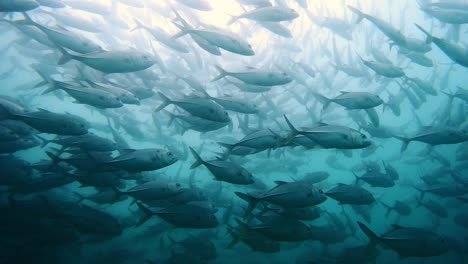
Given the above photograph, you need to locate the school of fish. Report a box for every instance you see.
[0,0,467,263]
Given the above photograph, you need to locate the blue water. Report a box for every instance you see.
[0,0,467,263]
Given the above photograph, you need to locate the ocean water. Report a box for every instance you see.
[0,0,467,263]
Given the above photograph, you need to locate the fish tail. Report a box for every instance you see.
[393,135,410,152]
[45,151,63,164]
[212,65,228,82]
[32,69,50,89]
[357,221,380,248]
[227,218,250,248]
[227,15,239,26]
[226,229,241,249]
[35,134,51,148]
[36,70,59,95]
[130,19,144,32]
[73,191,85,203]
[234,192,260,217]
[166,234,177,244]
[440,91,455,104]
[311,92,331,110]
[57,46,74,65]
[347,6,365,23]
[283,114,299,136]
[380,202,392,217]
[189,147,204,169]
[217,142,234,158]
[413,185,427,200]
[154,92,173,112]
[414,24,432,44]
[135,202,154,227]
[352,170,360,184]
[166,111,177,127]
[171,6,192,30]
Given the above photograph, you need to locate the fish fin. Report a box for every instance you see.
[234,192,260,217]
[283,114,300,145]
[414,24,432,44]
[189,146,204,169]
[227,218,249,248]
[154,92,173,112]
[57,46,74,65]
[357,221,380,249]
[166,234,177,244]
[413,185,427,200]
[135,202,154,227]
[217,142,233,158]
[352,170,360,184]
[393,135,411,152]
[347,6,365,23]
[130,19,145,32]
[212,65,228,82]
[111,186,125,198]
[164,110,177,127]
[73,191,85,203]
[440,91,455,104]
[390,224,406,230]
[311,92,331,110]
[274,180,288,185]
[380,202,392,217]
[227,15,239,26]
[45,151,63,164]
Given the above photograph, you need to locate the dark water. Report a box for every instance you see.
[0,0,467,263]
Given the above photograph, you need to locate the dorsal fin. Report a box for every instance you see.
[274,180,288,185]
[37,108,50,112]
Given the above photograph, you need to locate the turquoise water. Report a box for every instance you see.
[0,0,467,263]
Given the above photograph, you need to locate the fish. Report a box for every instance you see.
[312,91,383,110]
[136,201,219,228]
[40,77,123,109]
[155,92,231,123]
[114,181,185,202]
[173,21,254,56]
[227,219,280,252]
[245,214,313,242]
[58,48,156,73]
[131,19,189,53]
[102,148,177,172]
[416,24,468,68]
[395,127,468,152]
[357,221,450,258]
[1,108,89,135]
[284,115,372,149]
[325,183,375,205]
[189,147,255,185]
[23,13,103,54]
[228,6,299,24]
[212,66,292,86]
[235,180,326,216]
[0,0,39,12]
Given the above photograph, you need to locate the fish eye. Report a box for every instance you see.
[176,183,181,187]
[319,190,323,194]
[361,135,366,139]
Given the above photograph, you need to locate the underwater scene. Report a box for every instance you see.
[0,0,467,263]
